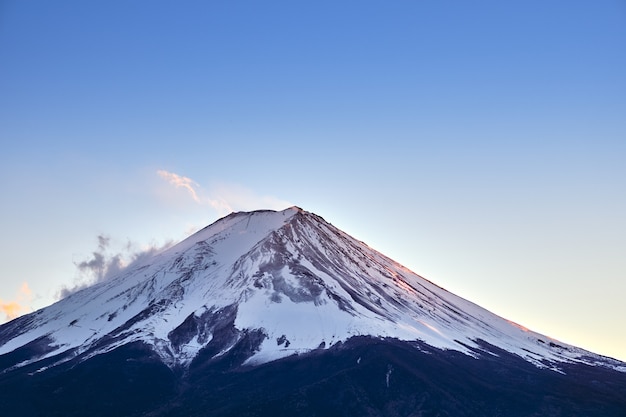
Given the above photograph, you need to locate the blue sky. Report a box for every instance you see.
[1,1,625,361]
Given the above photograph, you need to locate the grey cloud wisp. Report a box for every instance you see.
[58,235,173,299]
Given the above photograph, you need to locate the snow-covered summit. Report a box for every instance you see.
[0,207,623,372]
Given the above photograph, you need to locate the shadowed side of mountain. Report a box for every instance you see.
[1,336,625,417]
[167,337,626,417]
[0,341,176,417]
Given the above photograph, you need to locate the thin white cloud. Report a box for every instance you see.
[210,182,293,212]
[156,169,292,215]
[157,170,202,203]
[157,169,232,214]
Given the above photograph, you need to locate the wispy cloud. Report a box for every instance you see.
[210,182,293,213]
[0,282,33,322]
[157,169,232,214]
[156,169,292,215]
[157,170,202,203]
[57,235,173,299]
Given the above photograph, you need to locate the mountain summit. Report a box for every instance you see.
[1,207,625,416]
[0,207,620,371]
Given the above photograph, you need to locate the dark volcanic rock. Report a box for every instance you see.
[1,337,625,417]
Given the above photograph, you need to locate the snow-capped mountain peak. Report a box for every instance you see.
[0,207,623,373]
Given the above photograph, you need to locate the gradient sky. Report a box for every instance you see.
[1,1,625,361]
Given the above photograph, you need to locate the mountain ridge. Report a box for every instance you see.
[2,207,626,416]
[1,207,622,374]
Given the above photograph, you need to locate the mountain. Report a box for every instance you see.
[1,207,625,416]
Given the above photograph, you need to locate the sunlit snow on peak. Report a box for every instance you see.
[0,207,623,373]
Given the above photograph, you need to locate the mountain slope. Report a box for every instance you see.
[0,207,623,373]
[1,207,625,416]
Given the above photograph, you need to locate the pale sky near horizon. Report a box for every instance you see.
[1,1,625,361]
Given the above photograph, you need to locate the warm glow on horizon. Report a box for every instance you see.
[0,301,23,321]
[0,282,32,322]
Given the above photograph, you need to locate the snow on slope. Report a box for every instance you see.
[0,207,623,372]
